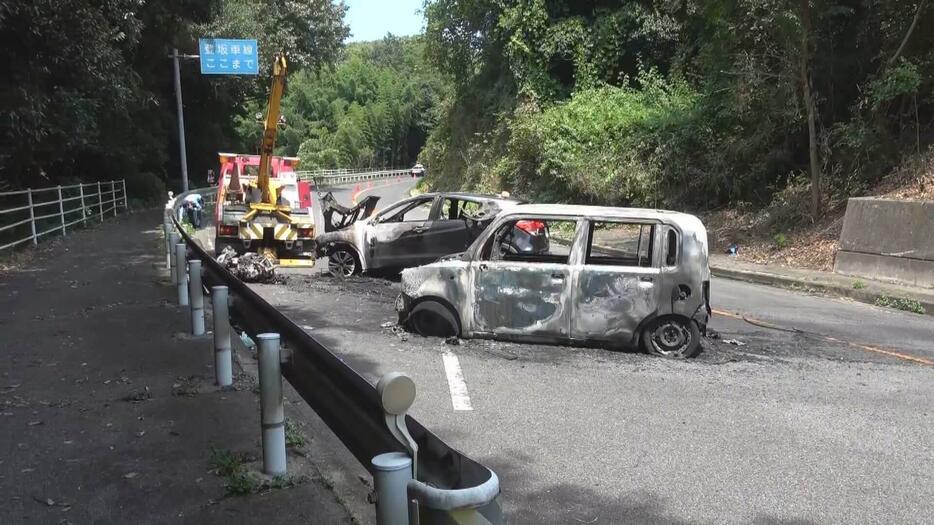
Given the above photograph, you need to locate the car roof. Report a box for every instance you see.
[505,203,705,230]
[419,192,525,203]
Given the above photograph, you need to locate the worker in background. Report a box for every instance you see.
[182,193,204,228]
[207,169,216,186]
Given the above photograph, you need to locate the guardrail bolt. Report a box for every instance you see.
[188,259,204,335]
[211,286,233,387]
[371,452,413,525]
[169,231,180,284]
[257,333,286,476]
[175,243,188,306]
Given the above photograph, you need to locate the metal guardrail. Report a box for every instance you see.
[167,187,503,525]
[0,180,128,252]
[297,168,413,186]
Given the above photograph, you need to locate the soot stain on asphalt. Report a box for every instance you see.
[275,272,893,368]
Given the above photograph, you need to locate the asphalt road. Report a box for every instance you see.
[236,178,933,523]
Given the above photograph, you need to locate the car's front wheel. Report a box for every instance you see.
[641,316,701,358]
[327,247,359,277]
[407,300,460,338]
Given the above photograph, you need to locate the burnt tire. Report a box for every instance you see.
[408,300,460,338]
[641,316,701,359]
[327,247,359,277]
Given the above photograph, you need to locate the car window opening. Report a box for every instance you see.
[586,221,655,268]
[666,228,678,266]
[381,198,432,223]
[481,218,576,264]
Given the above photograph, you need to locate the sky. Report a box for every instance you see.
[344,0,425,42]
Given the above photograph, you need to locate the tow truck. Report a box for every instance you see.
[213,54,316,266]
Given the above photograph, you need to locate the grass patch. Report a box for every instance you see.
[285,418,306,449]
[180,220,195,237]
[874,295,925,314]
[225,470,264,495]
[852,280,866,290]
[208,445,247,477]
[208,445,305,496]
[772,232,788,249]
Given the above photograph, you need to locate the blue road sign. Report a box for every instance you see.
[199,38,259,75]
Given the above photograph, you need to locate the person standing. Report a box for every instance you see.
[207,169,216,186]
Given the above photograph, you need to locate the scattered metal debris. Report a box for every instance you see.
[216,246,276,283]
[121,386,152,403]
[380,321,409,342]
[722,338,747,346]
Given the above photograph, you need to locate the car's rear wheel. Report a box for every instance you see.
[327,247,359,277]
[641,316,701,358]
[408,300,460,338]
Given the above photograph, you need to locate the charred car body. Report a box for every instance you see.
[316,192,523,276]
[397,204,712,358]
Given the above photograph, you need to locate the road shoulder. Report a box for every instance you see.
[710,253,934,316]
[0,210,355,524]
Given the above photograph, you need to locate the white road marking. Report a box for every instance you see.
[442,351,473,411]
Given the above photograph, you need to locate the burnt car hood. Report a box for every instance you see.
[320,192,380,233]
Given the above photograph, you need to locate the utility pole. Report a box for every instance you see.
[172,48,190,193]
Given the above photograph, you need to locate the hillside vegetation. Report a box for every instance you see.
[3,0,932,217]
[420,0,934,219]
[258,37,447,171]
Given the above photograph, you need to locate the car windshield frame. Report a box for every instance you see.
[374,196,435,223]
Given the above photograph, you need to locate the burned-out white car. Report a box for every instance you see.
[397,204,711,358]
[316,192,523,276]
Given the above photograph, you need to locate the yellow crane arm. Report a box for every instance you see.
[257,54,287,205]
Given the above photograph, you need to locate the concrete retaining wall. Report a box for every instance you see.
[834,197,934,287]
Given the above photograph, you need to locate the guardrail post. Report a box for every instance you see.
[26,189,38,247]
[257,333,286,476]
[122,179,128,209]
[169,231,180,283]
[211,286,233,387]
[97,182,104,222]
[372,453,413,525]
[163,220,172,270]
[57,186,66,237]
[175,243,188,306]
[111,181,117,217]
[188,259,204,335]
[371,372,419,525]
[78,184,86,227]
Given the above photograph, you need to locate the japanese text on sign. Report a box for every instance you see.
[199,38,258,75]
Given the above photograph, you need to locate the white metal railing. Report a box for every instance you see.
[0,179,128,252]
[295,168,412,186]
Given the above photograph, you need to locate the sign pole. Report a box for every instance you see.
[172,48,190,193]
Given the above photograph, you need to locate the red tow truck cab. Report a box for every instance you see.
[214,153,317,262]
[214,153,313,222]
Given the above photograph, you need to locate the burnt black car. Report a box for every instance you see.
[316,192,525,276]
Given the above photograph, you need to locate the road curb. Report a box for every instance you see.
[710,265,934,317]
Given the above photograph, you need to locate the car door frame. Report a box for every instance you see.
[568,217,663,346]
[366,195,437,269]
[418,196,476,262]
[463,214,588,342]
